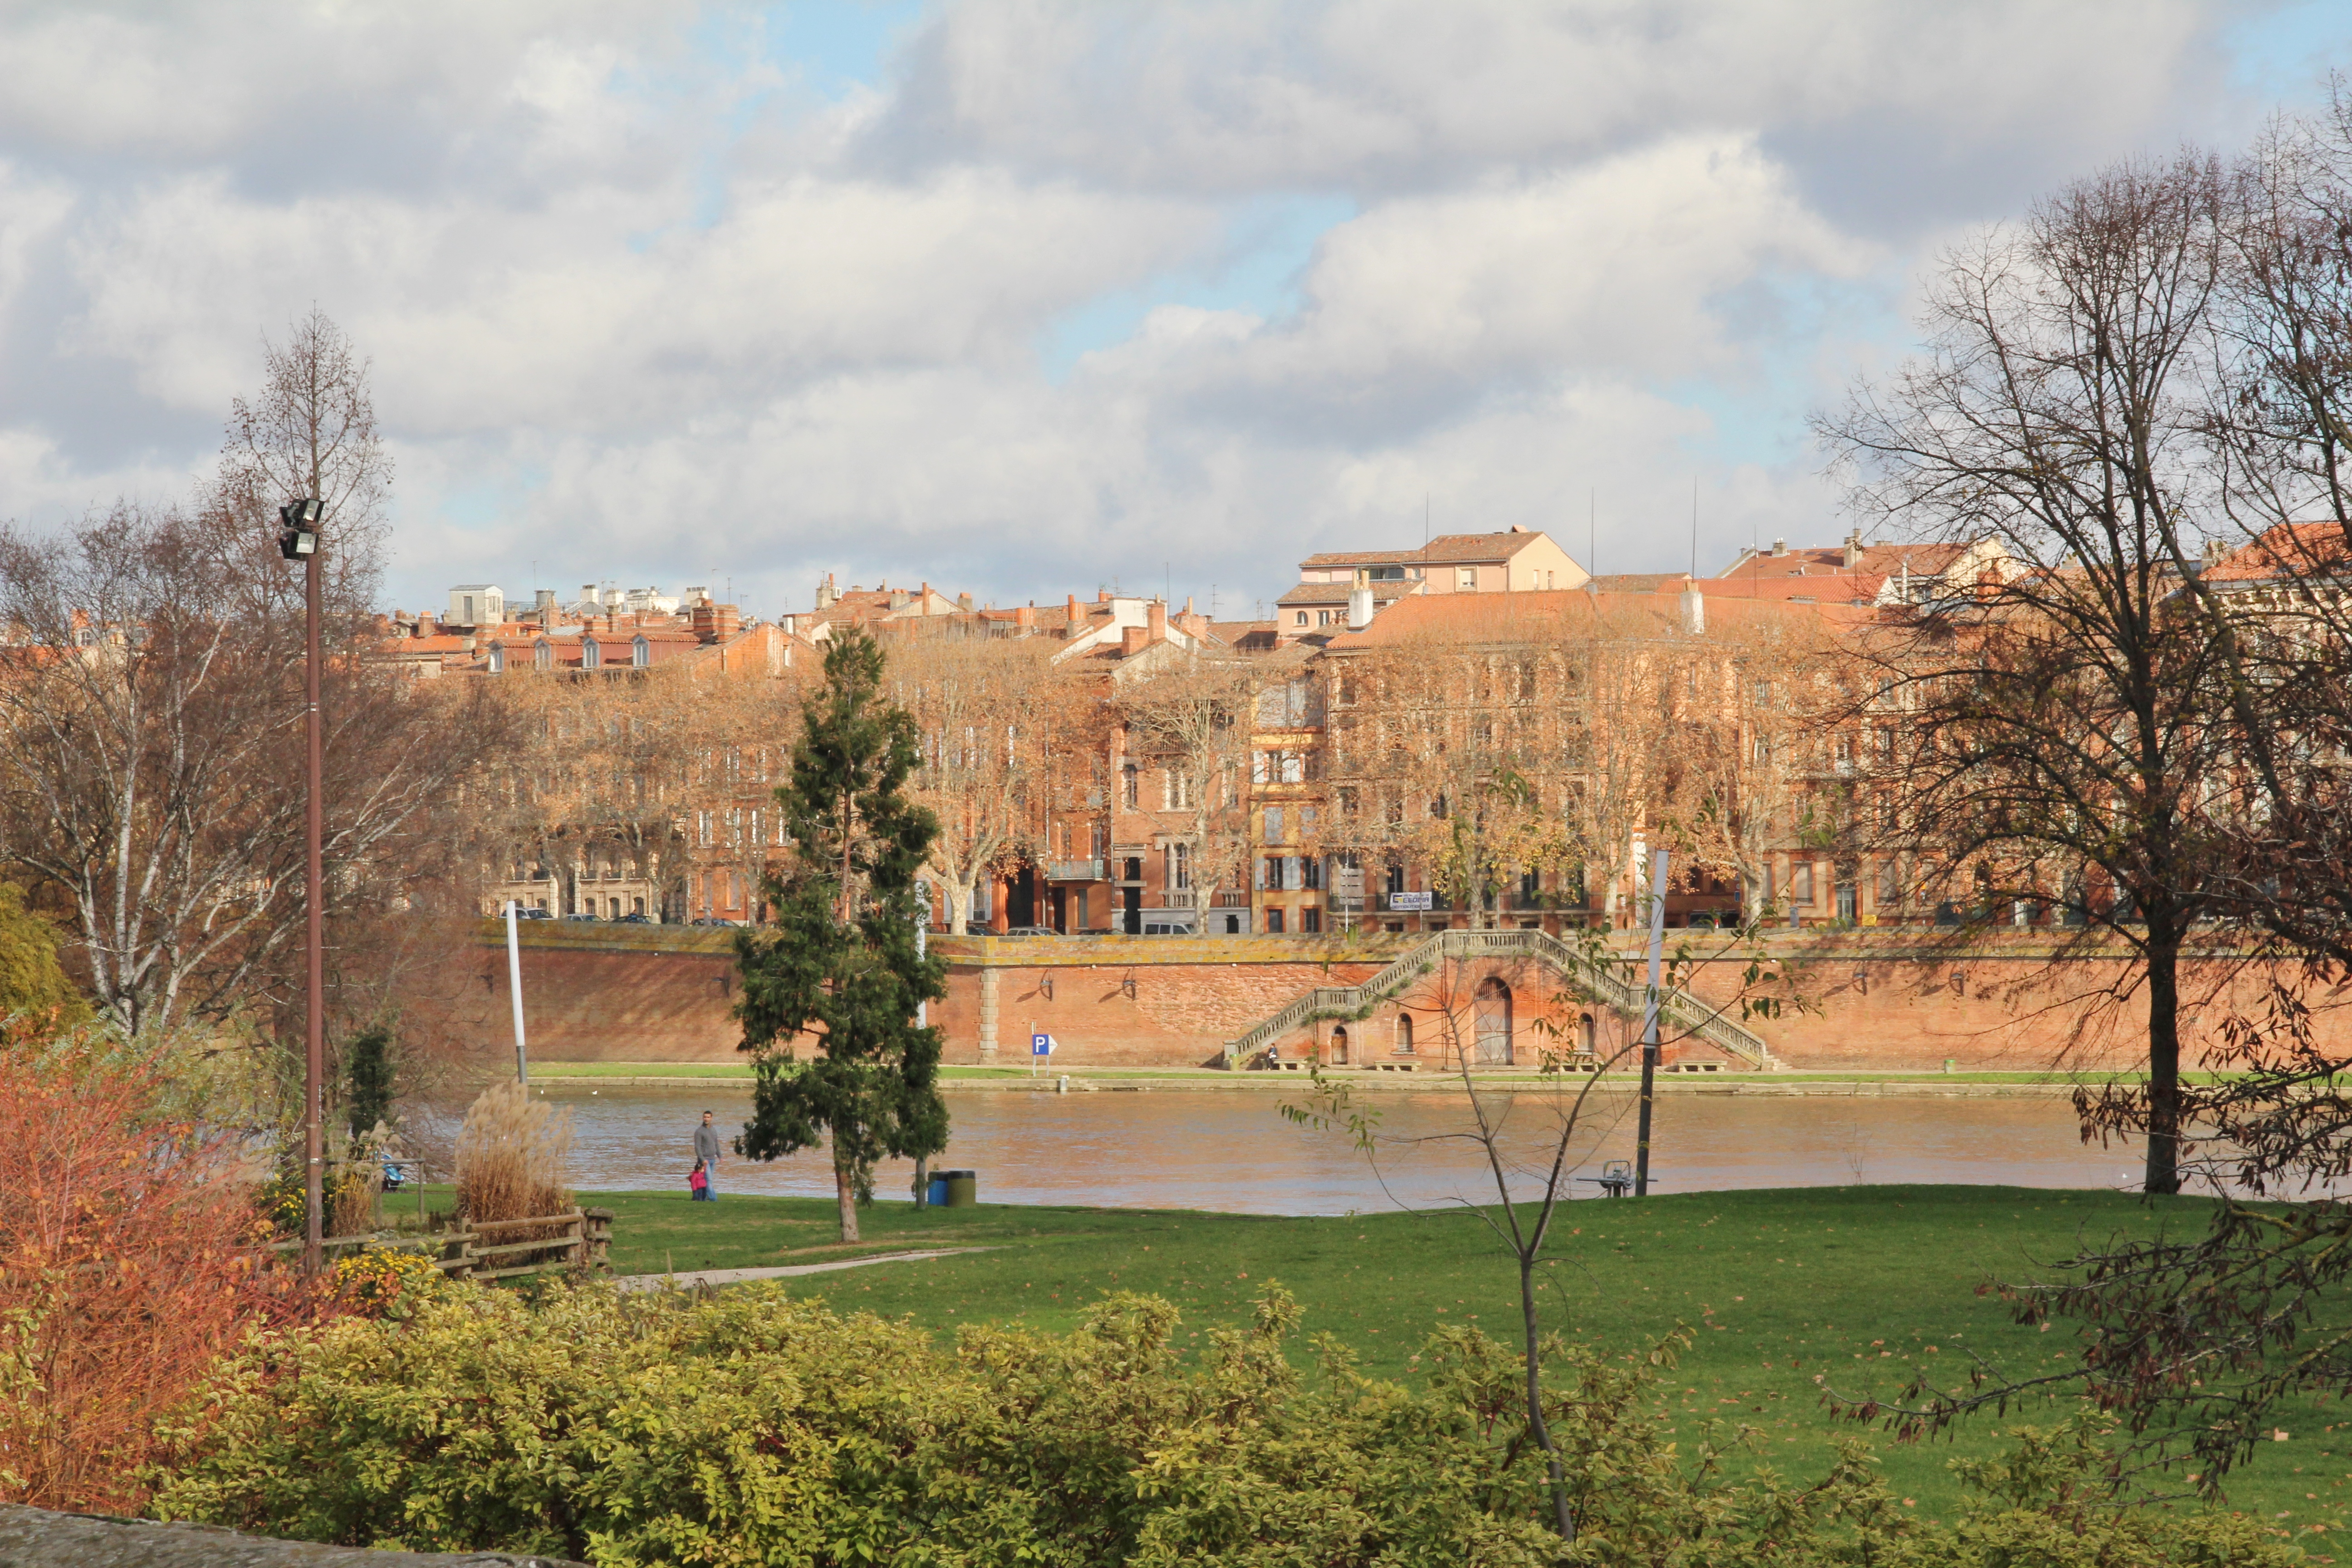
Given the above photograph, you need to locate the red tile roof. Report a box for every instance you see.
[1300,530,1551,569]
[2204,521,2352,583]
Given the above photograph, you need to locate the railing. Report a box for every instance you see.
[1220,928,1778,1071]
[269,1206,614,1283]
[1046,859,1104,882]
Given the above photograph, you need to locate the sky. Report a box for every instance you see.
[4,1,2351,623]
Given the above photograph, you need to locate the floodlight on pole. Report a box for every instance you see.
[278,499,321,561]
[287,495,327,1279]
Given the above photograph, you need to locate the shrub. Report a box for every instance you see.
[256,1159,376,1240]
[0,884,85,1029]
[454,1079,571,1224]
[146,1283,2303,1568]
[331,1249,449,1318]
[0,1037,318,1513]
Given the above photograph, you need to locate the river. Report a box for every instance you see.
[536,1084,2148,1215]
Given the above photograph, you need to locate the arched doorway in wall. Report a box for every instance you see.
[1329,1026,1349,1066]
[1474,978,1513,1065]
[1395,1014,1414,1055]
[1579,1013,1597,1057]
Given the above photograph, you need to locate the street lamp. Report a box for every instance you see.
[284,496,326,1277]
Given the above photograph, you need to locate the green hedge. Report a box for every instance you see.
[149,1283,2301,1568]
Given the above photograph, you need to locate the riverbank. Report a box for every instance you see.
[554,1182,2331,1529]
[528,1060,2158,1096]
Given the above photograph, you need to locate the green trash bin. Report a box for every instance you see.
[940,1169,977,1209]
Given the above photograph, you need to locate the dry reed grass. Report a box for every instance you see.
[454,1081,573,1225]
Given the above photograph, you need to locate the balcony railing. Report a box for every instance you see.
[1046,858,1104,882]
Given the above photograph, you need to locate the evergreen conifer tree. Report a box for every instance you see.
[342,1024,397,1141]
[735,630,948,1241]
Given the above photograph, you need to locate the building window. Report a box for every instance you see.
[633,636,650,668]
[1266,908,1285,934]
[1302,907,1322,934]
[1295,611,1308,626]
[1264,807,1285,844]
[1122,762,1137,808]
[1457,567,1477,590]
[1317,610,1331,626]
[582,639,601,671]
[1790,862,1814,906]
[1170,841,1191,891]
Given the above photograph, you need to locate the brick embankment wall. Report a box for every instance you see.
[1677,932,2352,1073]
[420,923,2352,1073]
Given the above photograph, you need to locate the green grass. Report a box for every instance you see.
[564,1183,2348,1536]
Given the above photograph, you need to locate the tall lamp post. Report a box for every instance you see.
[278,499,324,1275]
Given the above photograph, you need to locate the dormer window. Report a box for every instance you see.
[534,638,553,672]
[583,639,602,671]
[487,644,505,674]
[632,635,650,668]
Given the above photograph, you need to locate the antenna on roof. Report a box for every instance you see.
[1690,476,1698,579]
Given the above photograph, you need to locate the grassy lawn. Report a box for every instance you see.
[564,1182,2345,1536]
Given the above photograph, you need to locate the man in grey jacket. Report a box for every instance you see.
[693,1111,724,1200]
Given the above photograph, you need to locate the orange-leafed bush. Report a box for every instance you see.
[0,1039,319,1512]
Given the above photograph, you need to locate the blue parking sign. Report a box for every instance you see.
[1031,1032,1052,1056]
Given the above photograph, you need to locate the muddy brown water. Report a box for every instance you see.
[539,1084,2150,1215]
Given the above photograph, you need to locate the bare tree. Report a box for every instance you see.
[0,314,502,1042]
[1675,605,1859,925]
[1284,915,1799,1543]
[1329,627,1574,929]
[891,636,1054,931]
[1117,651,1258,935]
[1818,152,2241,1195]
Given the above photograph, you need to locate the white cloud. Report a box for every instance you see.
[0,0,2340,613]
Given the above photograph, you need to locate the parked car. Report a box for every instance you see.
[563,913,599,922]
[1000,924,1058,937]
[516,907,554,920]
[617,912,654,924]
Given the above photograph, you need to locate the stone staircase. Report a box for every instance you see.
[1221,926,1781,1070]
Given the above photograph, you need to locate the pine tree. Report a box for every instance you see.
[342,1023,397,1141]
[734,630,949,1241]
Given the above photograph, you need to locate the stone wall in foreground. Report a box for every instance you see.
[407,921,2352,1073]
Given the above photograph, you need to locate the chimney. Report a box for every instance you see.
[1771,538,1788,558]
[889,588,910,610]
[1183,596,1195,615]
[1098,588,1112,603]
[1348,587,1375,630]
[1121,626,1147,656]
[957,592,975,612]
[815,574,836,610]
[534,588,557,620]
[1843,529,1862,569]
[1148,599,1168,643]
[1014,603,1035,629]
[1066,593,1081,627]
[417,614,440,637]
[1681,581,1705,635]
[369,612,390,635]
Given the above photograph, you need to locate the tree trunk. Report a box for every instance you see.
[834,1156,861,1242]
[2144,921,2183,1196]
[1519,1250,1575,1540]
[911,1153,930,1208]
